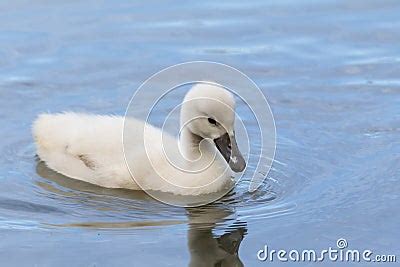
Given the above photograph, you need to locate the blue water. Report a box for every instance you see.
[0,0,399,266]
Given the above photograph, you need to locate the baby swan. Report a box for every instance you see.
[33,84,246,195]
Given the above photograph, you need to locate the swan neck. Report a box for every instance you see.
[180,128,202,160]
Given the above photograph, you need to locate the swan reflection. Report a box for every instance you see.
[187,205,247,267]
[36,160,247,266]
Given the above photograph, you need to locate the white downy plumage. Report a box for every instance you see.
[33,84,246,195]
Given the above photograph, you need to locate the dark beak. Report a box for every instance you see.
[214,132,246,172]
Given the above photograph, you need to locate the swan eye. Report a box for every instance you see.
[208,118,217,125]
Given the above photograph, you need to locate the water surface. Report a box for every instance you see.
[0,0,399,266]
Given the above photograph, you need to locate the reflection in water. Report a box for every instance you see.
[36,159,151,201]
[36,160,189,228]
[187,206,247,267]
[46,220,185,228]
[0,197,65,214]
[36,160,248,265]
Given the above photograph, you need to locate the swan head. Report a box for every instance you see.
[180,83,246,173]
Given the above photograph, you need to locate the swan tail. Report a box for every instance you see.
[32,113,97,181]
